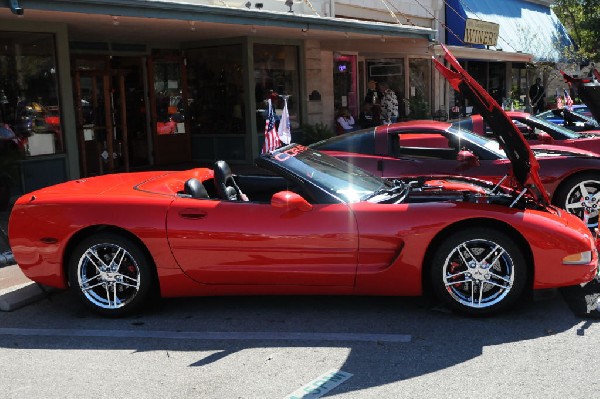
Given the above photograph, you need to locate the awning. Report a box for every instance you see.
[13,0,434,41]
[432,44,532,63]
[445,0,572,62]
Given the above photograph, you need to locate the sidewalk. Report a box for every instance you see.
[0,205,48,311]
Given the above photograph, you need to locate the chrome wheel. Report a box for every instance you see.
[562,179,600,228]
[77,242,141,310]
[69,233,154,316]
[443,239,514,309]
[430,228,526,316]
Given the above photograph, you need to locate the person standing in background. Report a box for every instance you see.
[529,78,545,114]
[380,82,399,124]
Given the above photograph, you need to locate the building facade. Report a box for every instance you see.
[0,0,570,194]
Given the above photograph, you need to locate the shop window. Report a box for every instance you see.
[0,32,62,157]
[409,58,432,119]
[153,60,186,135]
[254,43,300,147]
[367,59,405,119]
[187,45,244,135]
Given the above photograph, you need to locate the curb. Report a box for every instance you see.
[0,281,48,312]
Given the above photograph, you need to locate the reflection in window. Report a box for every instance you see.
[253,44,300,146]
[0,32,62,157]
[367,59,405,118]
[154,61,186,135]
[187,45,244,135]
[408,58,431,119]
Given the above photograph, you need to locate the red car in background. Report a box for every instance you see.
[312,46,600,229]
[455,111,600,152]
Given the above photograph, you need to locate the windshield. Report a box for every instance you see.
[446,125,506,158]
[266,144,387,203]
[527,115,581,139]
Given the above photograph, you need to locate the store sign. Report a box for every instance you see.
[464,18,499,46]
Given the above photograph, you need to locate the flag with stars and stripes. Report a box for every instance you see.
[564,89,574,110]
[262,99,281,154]
[555,89,564,109]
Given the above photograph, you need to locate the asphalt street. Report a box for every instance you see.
[1,290,600,398]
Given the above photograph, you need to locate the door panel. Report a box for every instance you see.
[166,198,359,286]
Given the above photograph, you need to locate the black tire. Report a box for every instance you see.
[68,232,155,317]
[552,172,600,229]
[429,228,527,316]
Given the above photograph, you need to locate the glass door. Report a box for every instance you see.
[148,57,191,165]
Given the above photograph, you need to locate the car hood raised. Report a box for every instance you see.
[562,69,600,124]
[433,45,550,204]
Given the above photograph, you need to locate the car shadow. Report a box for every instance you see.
[0,290,593,396]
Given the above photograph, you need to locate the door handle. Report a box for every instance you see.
[178,210,207,220]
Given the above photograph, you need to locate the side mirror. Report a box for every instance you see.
[271,191,313,212]
[536,131,554,144]
[457,149,479,166]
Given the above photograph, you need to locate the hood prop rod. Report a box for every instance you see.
[510,187,528,208]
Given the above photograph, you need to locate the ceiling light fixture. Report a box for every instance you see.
[285,0,294,12]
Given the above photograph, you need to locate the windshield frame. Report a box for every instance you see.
[525,115,581,139]
[260,144,389,203]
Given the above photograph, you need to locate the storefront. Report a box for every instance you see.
[0,1,433,195]
[442,0,571,115]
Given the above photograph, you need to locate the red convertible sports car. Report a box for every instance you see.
[8,144,598,317]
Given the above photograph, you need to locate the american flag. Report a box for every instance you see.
[564,89,573,110]
[555,89,563,109]
[262,99,281,154]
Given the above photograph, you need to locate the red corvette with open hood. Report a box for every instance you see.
[313,48,600,229]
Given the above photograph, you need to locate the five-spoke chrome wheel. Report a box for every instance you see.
[431,228,526,316]
[69,233,154,316]
[442,239,514,309]
[559,177,600,228]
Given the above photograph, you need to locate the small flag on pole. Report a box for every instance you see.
[262,99,281,154]
[278,96,291,145]
[555,89,564,109]
[564,89,573,110]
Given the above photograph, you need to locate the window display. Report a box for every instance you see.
[253,44,300,147]
[0,32,62,157]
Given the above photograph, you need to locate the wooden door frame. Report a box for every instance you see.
[73,58,131,176]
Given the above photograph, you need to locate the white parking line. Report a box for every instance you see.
[0,328,411,343]
[285,369,353,399]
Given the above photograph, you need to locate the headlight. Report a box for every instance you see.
[562,251,592,265]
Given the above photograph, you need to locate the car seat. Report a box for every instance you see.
[213,160,246,201]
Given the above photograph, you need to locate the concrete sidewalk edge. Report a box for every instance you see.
[0,281,48,312]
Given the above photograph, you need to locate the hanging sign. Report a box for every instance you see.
[464,18,499,46]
